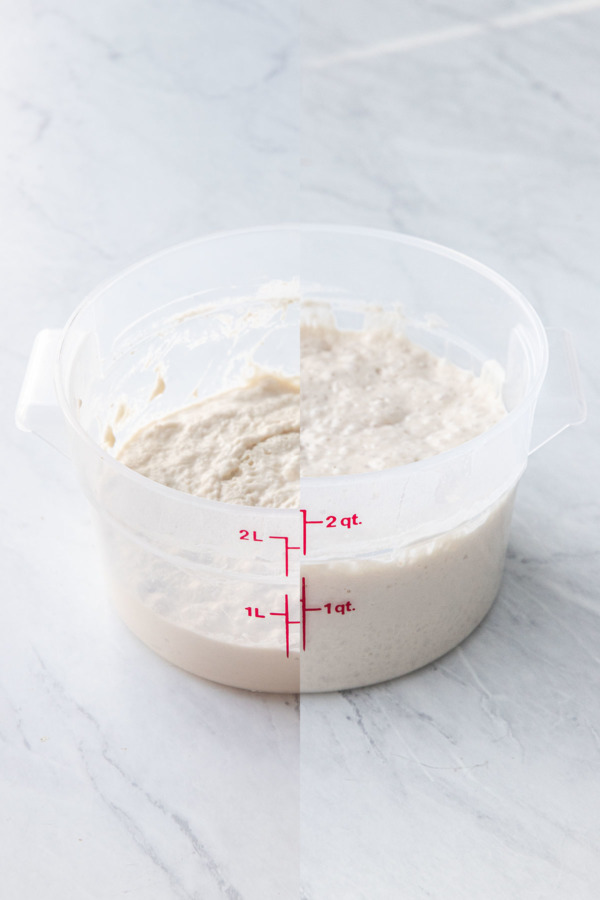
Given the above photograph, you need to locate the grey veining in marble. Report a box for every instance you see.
[2,0,599,897]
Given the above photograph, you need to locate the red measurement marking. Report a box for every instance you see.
[324,601,355,614]
[239,530,263,541]
[270,593,301,658]
[268,534,300,577]
[301,576,322,651]
[245,580,356,654]
[299,509,324,556]
[244,607,266,618]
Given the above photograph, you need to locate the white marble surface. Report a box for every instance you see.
[2,1,599,897]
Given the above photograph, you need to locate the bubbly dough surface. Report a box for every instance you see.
[300,324,505,476]
[117,324,505,507]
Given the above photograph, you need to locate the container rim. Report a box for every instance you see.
[55,223,549,515]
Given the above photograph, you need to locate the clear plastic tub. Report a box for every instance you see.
[16,226,586,692]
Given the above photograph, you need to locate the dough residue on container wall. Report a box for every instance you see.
[149,371,166,401]
[117,321,505,507]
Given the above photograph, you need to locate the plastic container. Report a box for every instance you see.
[16,226,586,693]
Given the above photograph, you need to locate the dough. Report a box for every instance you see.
[118,322,505,507]
[118,372,299,509]
[300,323,504,476]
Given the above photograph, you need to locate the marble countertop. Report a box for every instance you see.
[2,1,599,897]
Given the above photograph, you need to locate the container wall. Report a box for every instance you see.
[57,228,548,691]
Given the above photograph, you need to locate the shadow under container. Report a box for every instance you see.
[17,226,585,692]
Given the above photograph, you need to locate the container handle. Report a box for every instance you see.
[16,329,70,457]
[529,326,587,455]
